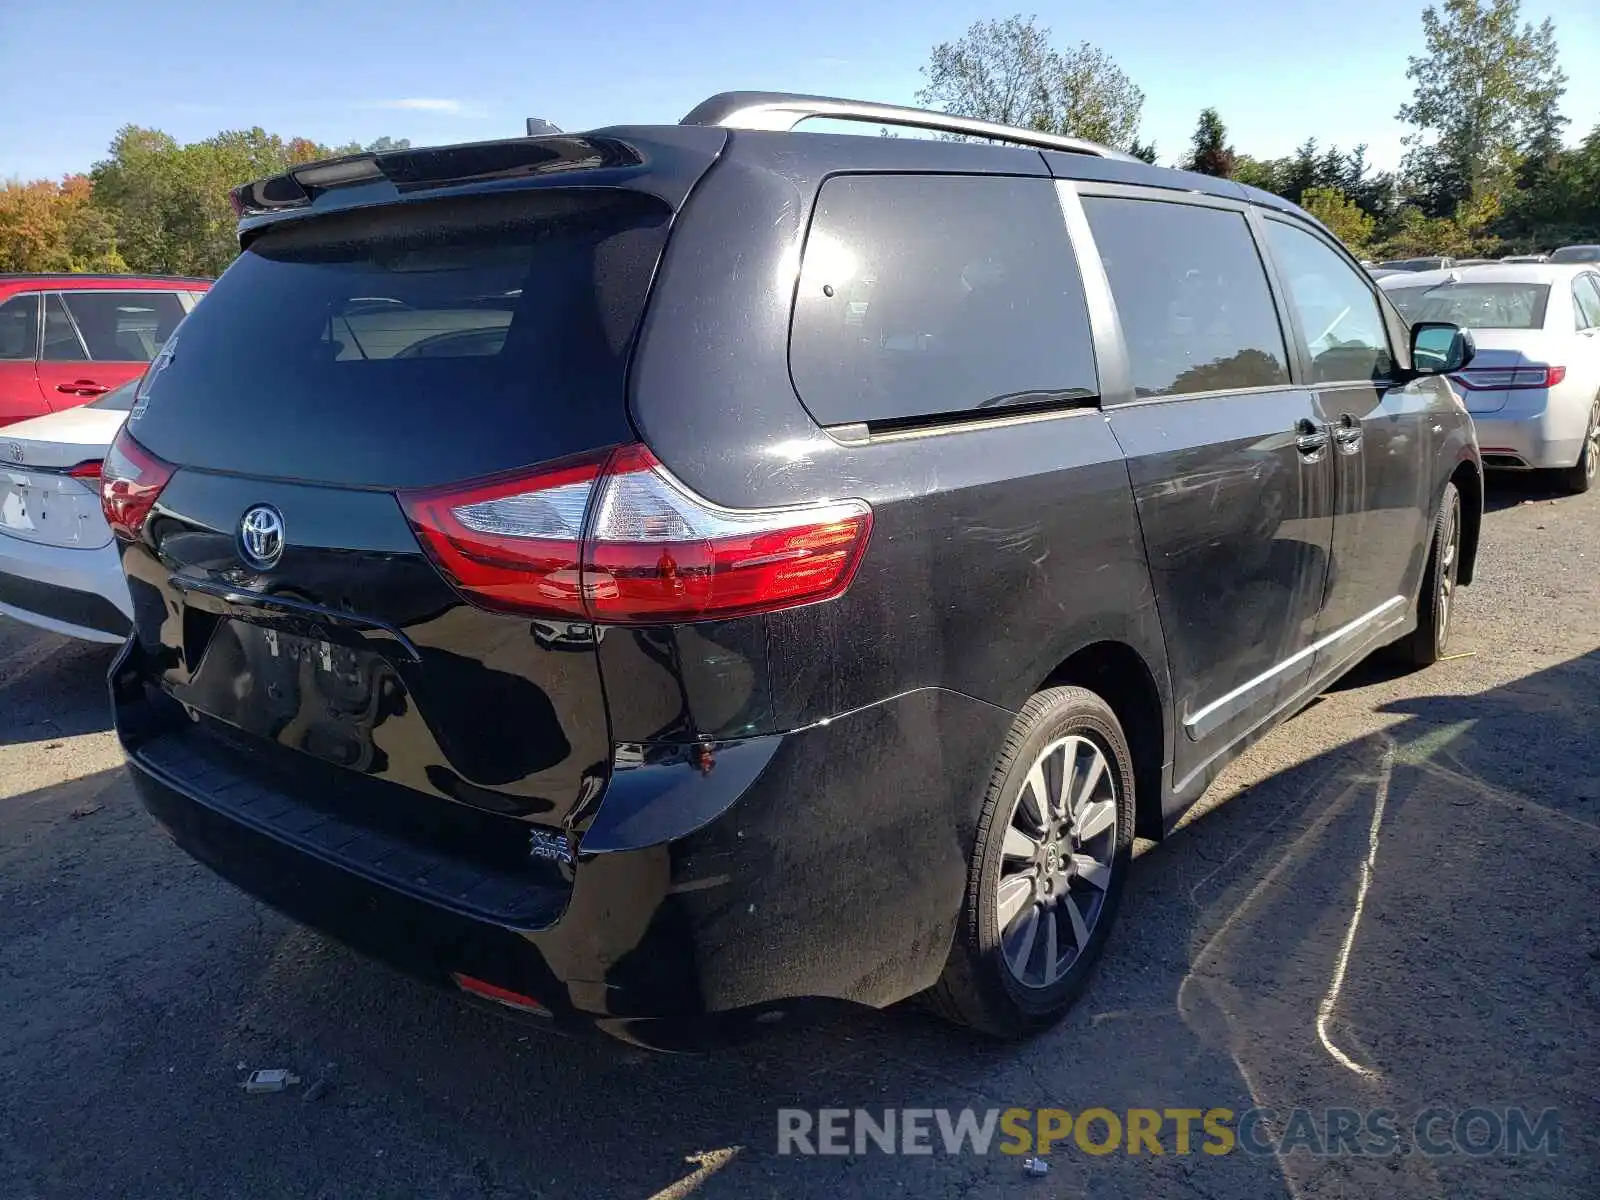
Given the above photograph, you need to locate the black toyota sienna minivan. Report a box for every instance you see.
[106,93,1483,1040]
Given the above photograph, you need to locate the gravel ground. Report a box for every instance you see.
[1,474,1597,1200]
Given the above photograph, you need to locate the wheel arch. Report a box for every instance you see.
[1449,458,1482,586]
[1040,641,1168,841]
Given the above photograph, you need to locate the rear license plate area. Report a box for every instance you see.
[183,620,401,772]
[0,476,41,532]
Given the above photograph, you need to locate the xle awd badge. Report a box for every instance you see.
[238,505,285,570]
[529,828,573,865]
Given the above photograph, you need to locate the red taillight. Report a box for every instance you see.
[401,453,603,618]
[401,445,873,624]
[100,427,175,540]
[1455,365,1566,390]
[68,460,103,482]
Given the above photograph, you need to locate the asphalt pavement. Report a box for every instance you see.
[1,474,1596,1199]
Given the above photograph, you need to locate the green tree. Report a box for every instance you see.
[1284,138,1320,203]
[1128,138,1157,164]
[915,14,1147,150]
[1184,108,1235,177]
[1300,186,1376,249]
[91,125,354,276]
[1397,0,1566,215]
[0,175,124,272]
[1233,154,1287,194]
[1496,118,1600,247]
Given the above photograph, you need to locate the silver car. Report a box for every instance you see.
[1381,264,1600,491]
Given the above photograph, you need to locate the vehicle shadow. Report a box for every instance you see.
[1481,470,1573,513]
[0,623,117,744]
[3,652,1596,1199]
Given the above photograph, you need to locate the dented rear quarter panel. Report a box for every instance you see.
[621,129,1171,775]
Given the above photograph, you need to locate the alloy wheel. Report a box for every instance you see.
[1587,405,1599,482]
[996,735,1119,988]
[1436,489,1461,652]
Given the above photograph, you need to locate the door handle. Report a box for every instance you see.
[1294,418,1329,460]
[1333,413,1363,453]
[55,380,109,397]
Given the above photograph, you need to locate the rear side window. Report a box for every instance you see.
[1263,220,1394,382]
[790,175,1097,427]
[43,295,89,361]
[1083,197,1290,398]
[0,293,38,360]
[1573,276,1600,330]
[130,189,670,489]
[59,291,186,361]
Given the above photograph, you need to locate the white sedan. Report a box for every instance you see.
[1380,263,1600,491]
[0,380,134,642]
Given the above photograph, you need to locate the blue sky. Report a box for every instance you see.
[1,0,1596,181]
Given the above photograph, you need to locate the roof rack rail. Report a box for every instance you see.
[680,91,1137,162]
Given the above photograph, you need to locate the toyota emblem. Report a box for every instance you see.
[238,505,285,570]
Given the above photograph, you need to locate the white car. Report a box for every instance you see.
[0,380,135,642]
[1381,264,1600,491]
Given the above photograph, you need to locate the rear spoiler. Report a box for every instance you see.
[229,135,647,218]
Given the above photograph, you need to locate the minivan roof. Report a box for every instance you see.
[230,91,1324,237]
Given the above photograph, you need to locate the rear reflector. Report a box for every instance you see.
[68,460,103,482]
[450,972,551,1016]
[401,445,872,624]
[1455,365,1567,390]
[100,427,175,540]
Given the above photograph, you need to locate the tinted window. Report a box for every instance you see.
[42,294,88,361]
[1264,220,1394,382]
[129,188,670,489]
[1573,276,1600,330]
[1083,197,1289,398]
[0,293,38,360]
[1384,282,1550,330]
[60,291,185,361]
[789,175,1097,427]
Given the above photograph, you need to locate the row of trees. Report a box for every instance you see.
[0,130,408,276]
[2,0,1594,273]
[921,1,1596,258]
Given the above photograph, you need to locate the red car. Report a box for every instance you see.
[0,274,211,427]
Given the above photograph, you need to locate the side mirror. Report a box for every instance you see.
[1410,321,1475,375]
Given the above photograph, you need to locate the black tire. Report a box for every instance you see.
[1556,400,1599,495]
[1394,481,1461,669]
[925,686,1135,1039]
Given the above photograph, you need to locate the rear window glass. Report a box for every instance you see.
[789,174,1097,428]
[1385,282,1550,330]
[1083,197,1289,398]
[128,189,670,489]
[89,379,139,412]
